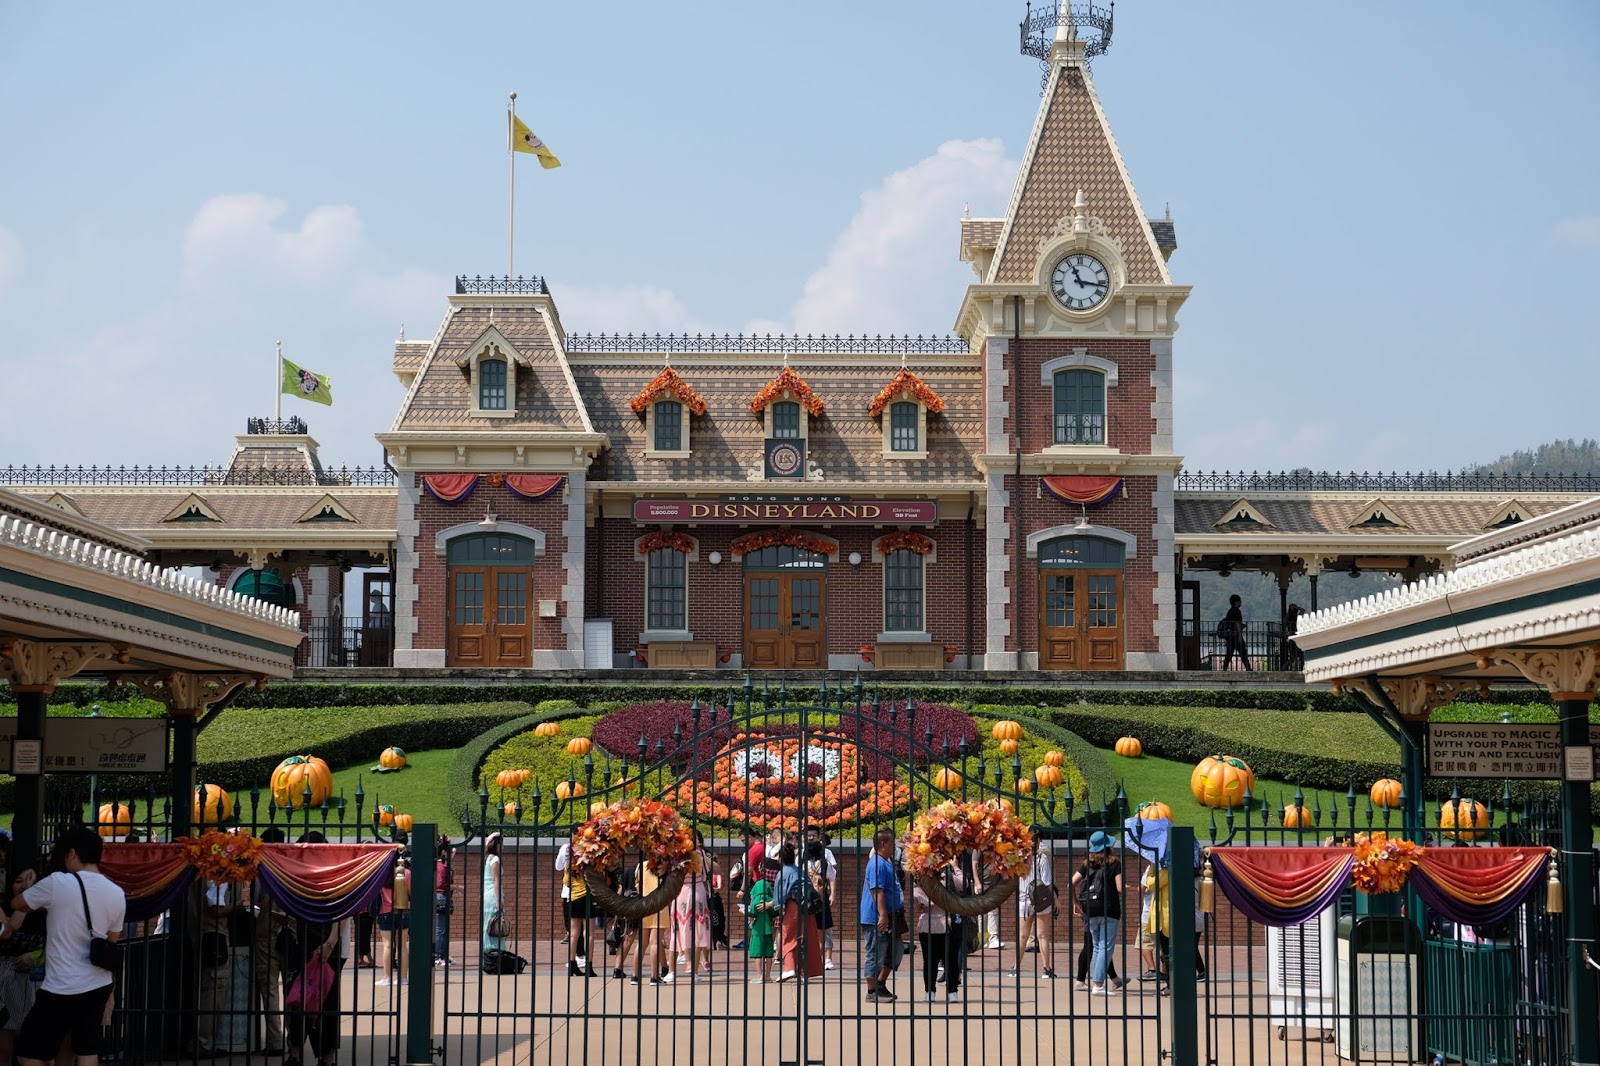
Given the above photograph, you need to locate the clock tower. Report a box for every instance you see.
[958,1,1190,671]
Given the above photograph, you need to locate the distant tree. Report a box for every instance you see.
[1468,438,1600,476]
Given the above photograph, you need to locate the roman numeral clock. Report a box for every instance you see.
[1050,252,1110,311]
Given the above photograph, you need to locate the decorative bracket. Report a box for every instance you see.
[0,639,126,694]
[1482,646,1600,701]
[1340,675,1466,721]
[121,671,264,718]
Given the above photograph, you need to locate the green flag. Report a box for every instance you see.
[281,357,333,406]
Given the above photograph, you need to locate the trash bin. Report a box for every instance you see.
[1336,915,1421,1062]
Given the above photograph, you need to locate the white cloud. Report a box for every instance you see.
[1550,215,1600,251]
[554,283,707,338]
[182,194,364,283]
[761,139,1018,335]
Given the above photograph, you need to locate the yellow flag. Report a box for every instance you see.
[510,115,561,169]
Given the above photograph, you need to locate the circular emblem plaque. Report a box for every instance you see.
[767,442,804,477]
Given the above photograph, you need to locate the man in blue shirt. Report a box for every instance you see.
[859,828,903,1001]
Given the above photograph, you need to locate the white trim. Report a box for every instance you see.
[561,469,587,656]
[1026,523,1138,559]
[875,630,932,644]
[984,338,1011,456]
[1039,350,1118,387]
[394,479,420,651]
[639,629,694,643]
[643,398,692,459]
[880,397,929,460]
[984,470,1012,662]
[433,521,547,557]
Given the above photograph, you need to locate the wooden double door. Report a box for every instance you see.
[744,571,826,670]
[448,566,533,667]
[1039,568,1124,670]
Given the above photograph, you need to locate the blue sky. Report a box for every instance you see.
[1,2,1595,472]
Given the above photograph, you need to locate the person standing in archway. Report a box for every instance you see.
[1220,594,1252,671]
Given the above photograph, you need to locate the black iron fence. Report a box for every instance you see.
[301,615,394,668]
[1180,619,1293,671]
[0,465,394,487]
[1176,470,1600,493]
[564,331,970,354]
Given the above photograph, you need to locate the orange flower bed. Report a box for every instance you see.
[673,730,913,834]
[867,369,945,417]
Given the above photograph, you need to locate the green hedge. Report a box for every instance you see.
[447,708,587,832]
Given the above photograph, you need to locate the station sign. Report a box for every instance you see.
[0,717,169,774]
[633,498,939,525]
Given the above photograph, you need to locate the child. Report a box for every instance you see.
[747,859,777,984]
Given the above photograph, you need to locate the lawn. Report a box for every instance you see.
[328,749,465,837]
[1106,749,1366,838]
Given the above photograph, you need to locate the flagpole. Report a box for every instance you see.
[508,91,517,281]
[275,340,283,423]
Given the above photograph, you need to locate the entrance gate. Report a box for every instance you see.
[444,687,1170,1066]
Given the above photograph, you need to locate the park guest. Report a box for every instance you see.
[375,852,411,986]
[556,832,595,977]
[0,867,46,1066]
[252,826,288,1053]
[637,862,671,984]
[805,828,838,970]
[482,832,505,955]
[732,829,765,951]
[772,842,823,983]
[1013,833,1059,979]
[746,859,777,984]
[284,831,342,1066]
[913,856,969,1002]
[1071,831,1124,996]
[860,829,903,1003]
[433,835,454,967]
[671,830,714,979]
[1220,594,1252,671]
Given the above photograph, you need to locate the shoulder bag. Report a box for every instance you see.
[72,873,122,973]
[285,956,335,1012]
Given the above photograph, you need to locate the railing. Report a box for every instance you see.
[454,274,549,295]
[564,331,970,354]
[0,464,395,486]
[1176,470,1600,493]
[244,416,308,435]
[1180,618,1295,671]
[301,615,394,668]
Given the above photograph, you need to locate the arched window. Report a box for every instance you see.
[1053,369,1105,445]
[646,547,687,630]
[232,569,295,608]
[770,401,802,439]
[653,399,683,452]
[883,548,924,632]
[1037,536,1125,568]
[742,545,827,570]
[889,401,920,452]
[478,358,508,411]
[446,532,537,565]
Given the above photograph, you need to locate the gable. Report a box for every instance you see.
[1212,499,1274,531]
[1350,499,1410,530]
[1484,498,1532,530]
[989,61,1167,287]
[161,493,222,523]
[296,494,357,524]
[44,492,83,517]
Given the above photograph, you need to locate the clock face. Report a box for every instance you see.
[1050,253,1111,311]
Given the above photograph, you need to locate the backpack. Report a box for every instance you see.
[481,948,527,975]
[807,861,829,906]
[796,868,825,916]
[1078,862,1113,916]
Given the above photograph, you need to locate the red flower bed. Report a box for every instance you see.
[843,701,979,766]
[590,700,737,768]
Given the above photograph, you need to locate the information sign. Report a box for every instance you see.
[0,718,169,774]
[1426,722,1560,779]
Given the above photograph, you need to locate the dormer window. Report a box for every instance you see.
[771,401,802,439]
[630,367,705,459]
[868,369,943,460]
[478,357,507,411]
[654,399,683,450]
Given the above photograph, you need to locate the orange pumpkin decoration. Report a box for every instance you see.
[97,803,132,839]
[555,780,586,800]
[933,767,963,791]
[1440,798,1490,842]
[1043,750,1066,768]
[1016,779,1034,794]
[1370,779,1403,809]
[193,783,233,827]
[998,798,1016,814]
[495,769,519,790]
[998,738,1019,756]
[376,804,397,826]
[270,755,334,809]
[1281,804,1311,829]
[1136,801,1173,821]
[566,737,593,757]
[394,813,415,832]
[1114,737,1143,758]
[1033,764,1065,789]
[515,768,531,786]
[1190,755,1255,809]
[534,722,561,737]
[502,801,519,817]
[991,720,1024,742]
[378,746,407,770]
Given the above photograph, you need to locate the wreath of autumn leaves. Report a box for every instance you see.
[729,528,835,557]
[867,369,946,418]
[1351,832,1424,895]
[637,530,697,555]
[875,531,934,556]
[628,367,708,417]
[749,367,825,416]
[180,829,265,884]
[570,799,697,879]
[902,800,1033,881]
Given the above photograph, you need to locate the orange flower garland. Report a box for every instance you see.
[867,369,945,417]
[729,528,834,557]
[569,798,697,879]
[749,367,825,416]
[875,531,934,556]
[902,800,1033,881]
[628,367,708,416]
[1351,832,1424,894]
[638,531,696,555]
[180,829,265,884]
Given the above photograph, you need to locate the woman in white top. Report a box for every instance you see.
[482,833,505,953]
[1011,835,1057,978]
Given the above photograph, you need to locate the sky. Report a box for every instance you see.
[0,2,1596,474]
